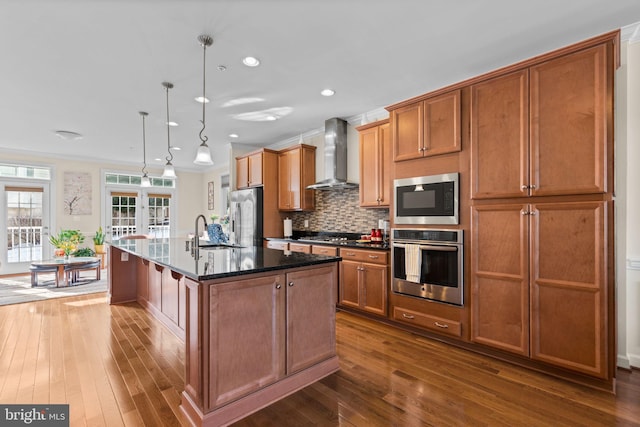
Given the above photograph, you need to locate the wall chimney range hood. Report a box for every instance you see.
[307,118,358,190]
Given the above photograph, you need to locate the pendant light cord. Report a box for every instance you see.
[164,82,174,163]
[141,112,148,174]
[199,37,210,145]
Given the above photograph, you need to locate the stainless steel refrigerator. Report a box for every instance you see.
[229,187,263,247]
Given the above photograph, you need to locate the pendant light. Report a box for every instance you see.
[193,34,214,165]
[139,111,151,187]
[162,81,177,178]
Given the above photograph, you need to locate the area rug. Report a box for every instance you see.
[0,271,107,306]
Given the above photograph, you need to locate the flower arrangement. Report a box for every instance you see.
[49,229,85,257]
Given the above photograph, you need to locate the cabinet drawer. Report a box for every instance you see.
[289,243,311,254]
[266,240,288,250]
[312,245,338,256]
[393,307,461,337]
[339,248,388,265]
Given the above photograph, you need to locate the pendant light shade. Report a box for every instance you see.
[193,34,214,166]
[195,144,213,164]
[139,111,151,187]
[162,162,176,179]
[161,82,177,178]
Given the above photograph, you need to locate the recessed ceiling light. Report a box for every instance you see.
[167,121,178,127]
[229,133,239,138]
[242,56,260,67]
[154,157,162,162]
[217,65,227,71]
[195,96,210,103]
[54,130,83,140]
[170,146,181,151]
[320,89,335,97]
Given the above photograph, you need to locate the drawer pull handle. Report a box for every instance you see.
[434,322,449,329]
[345,252,355,256]
[402,313,415,320]
[368,255,379,259]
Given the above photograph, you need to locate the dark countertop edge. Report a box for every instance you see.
[192,256,342,282]
[265,237,390,251]
[111,243,341,282]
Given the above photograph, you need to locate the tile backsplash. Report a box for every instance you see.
[289,188,389,234]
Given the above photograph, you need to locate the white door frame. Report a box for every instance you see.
[0,179,52,274]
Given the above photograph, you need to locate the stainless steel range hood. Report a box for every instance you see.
[307,118,358,190]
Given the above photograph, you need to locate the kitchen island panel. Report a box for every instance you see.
[207,273,286,408]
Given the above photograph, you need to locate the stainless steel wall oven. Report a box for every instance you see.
[391,228,463,306]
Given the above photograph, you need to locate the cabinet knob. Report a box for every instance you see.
[521,185,529,190]
[434,321,449,329]
[530,184,537,190]
[276,284,281,289]
[288,281,294,287]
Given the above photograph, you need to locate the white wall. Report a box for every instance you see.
[622,39,640,368]
[0,151,205,242]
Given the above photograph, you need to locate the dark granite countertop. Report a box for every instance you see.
[111,238,341,282]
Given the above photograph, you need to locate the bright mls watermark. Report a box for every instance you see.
[0,405,69,426]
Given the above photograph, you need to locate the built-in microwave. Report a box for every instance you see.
[394,173,459,225]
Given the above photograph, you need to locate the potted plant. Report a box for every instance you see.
[93,226,105,253]
[49,229,84,258]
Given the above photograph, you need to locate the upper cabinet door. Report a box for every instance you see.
[391,90,461,162]
[471,70,529,199]
[248,152,264,187]
[530,44,610,196]
[392,102,424,162]
[423,89,461,156]
[358,120,391,208]
[236,156,249,189]
[359,126,381,207]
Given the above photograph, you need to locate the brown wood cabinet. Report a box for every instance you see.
[236,149,277,189]
[470,201,609,379]
[278,144,316,211]
[266,240,288,250]
[311,245,338,256]
[203,265,337,410]
[471,44,612,199]
[289,242,311,254]
[391,90,461,162]
[357,119,391,207]
[235,148,283,238]
[139,260,186,341]
[339,248,388,316]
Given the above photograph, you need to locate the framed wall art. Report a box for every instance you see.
[208,181,214,210]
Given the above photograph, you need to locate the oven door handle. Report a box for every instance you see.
[393,243,458,252]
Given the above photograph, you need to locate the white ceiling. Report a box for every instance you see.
[1,0,640,172]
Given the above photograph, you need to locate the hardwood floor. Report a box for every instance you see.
[0,292,638,426]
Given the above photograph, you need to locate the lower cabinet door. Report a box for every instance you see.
[339,260,360,308]
[286,265,337,374]
[207,274,285,409]
[361,263,388,316]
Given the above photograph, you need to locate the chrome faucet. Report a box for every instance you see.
[193,214,208,259]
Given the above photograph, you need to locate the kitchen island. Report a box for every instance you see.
[108,238,341,427]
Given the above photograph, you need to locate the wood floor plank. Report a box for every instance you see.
[1,292,639,426]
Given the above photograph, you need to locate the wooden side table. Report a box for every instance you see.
[97,251,108,269]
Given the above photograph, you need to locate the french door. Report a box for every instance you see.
[0,182,51,274]
[105,189,173,241]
